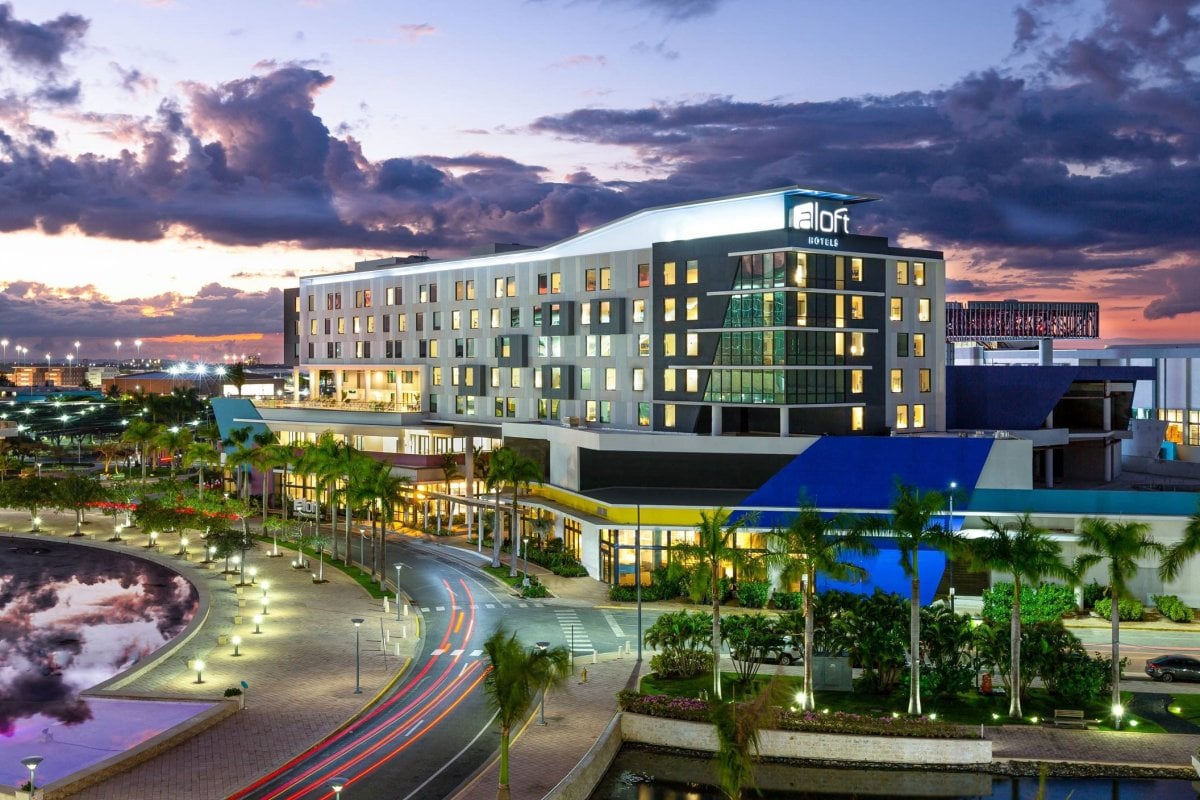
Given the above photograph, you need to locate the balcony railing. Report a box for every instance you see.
[254,397,423,413]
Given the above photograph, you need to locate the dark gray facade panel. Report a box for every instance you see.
[578,448,794,492]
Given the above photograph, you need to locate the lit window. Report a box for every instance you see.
[451,310,461,330]
[638,334,650,357]
[850,258,863,281]
[490,308,501,328]
[913,404,925,428]
[600,267,611,290]
[890,298,903,321]
[896,261,909,285]
[664,404,676,427]
[585,400,597,422]
[599,301,611,324]
[914,334,925,357]
[581,303,592,325]
[850,332,865,356]
[686,333,699,356]
[585,336,597,357]
[550,272,561,294]
[495,277,505,298]
[470,309,479,329]
[685,369,699,393]
[686,260,699,284]
[664,369,676,392]
[638,402,650,427]
[637,263,650,288]
[367,316,375,333]
[794,253,808,287]
[663,298,676,322]
[685,297,699,321]
[353,315,362,333]
[796,293,808,325]
[600,335,612,357]
[914,262,925,286]
[506,277,517,297]
[605,368,617,391]
[632,299,645,323]
[663,261,676,286]
[511,368,521,388]
[851,407,864,431]
[850,296,864,320]
[585,268,597,291]
[663,334,676,357]
[850,370,863,394]
[580,368,592,390]
[632,367,645,391]
[489,368,499,389]
[896,404,909,429]
[890,369,903,393]
[918,298,931,322]
[919,368,932,393]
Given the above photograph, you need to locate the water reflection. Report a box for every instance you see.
[590,746,1200,799]
[0,538,199,735]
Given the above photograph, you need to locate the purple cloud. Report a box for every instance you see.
[0,3,87,72]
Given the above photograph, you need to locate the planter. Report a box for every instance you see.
[1192,754,1199,778]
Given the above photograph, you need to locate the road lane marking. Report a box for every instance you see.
[450,649,464,657]
[604,613,625,637]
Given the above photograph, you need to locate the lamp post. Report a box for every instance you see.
[114,340,121,364]
[394,563,404,621]
[351,618,364,693]
[134,339,143,363]
[193,658,205,684]
[232,635,242,656]
[522,535,530,587]
[1,338,7,364]
[947,480,957,612]
[73,340,80,363]
[253,614,263,634]
[536,641,550,724]
[329,776,347,798]
[20,756,43,796]
[635,502,643,662]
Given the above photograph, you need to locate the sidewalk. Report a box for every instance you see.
[0,510,416,800]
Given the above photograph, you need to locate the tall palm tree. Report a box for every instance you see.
[358,460,410,580]
[185,440,221,496]
[122,419,160,481]
[968,513,1075,718]
[222,426,254,498]
[1160,499,1200,585]
[154,426,193,478]
[303,432,347,561]
[440,452,462,529]
[485,447,543,577]
[764,500,875,711]
[671,507,753,700]
[1073,517,1164,714]
[882,483,959,716]
[482,626,570,800]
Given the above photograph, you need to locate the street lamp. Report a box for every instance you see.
[329,776,347,798]
[636,502,643,662]
[351,618,364,694]
[947,481,957,612]
[73,340,80,362]
[114,340,121,363]
[394,563,404,621]
[536,641,550,724]
[1,338,7,364]
[134,339,143,362]
[20,756,43,795]
[522,536,531,587]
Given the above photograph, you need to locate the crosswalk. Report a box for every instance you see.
[554,608,594,654]
[418,602,547,612]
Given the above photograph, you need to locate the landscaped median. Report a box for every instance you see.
[616,691,991,766]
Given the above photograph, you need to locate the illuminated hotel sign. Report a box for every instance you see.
[791,201,850,235]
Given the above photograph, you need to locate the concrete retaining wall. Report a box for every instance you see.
[620,713,992,765]
[545,713,624,800]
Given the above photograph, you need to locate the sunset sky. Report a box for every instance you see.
[0,0,1197,363]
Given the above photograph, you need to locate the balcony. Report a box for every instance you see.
[255,397,422,414]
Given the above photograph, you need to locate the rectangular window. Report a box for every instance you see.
[599,301,611,324]
[490,368,500,389]
[432,311,442,331]
[585,268,597,291]
[686,259,699,284]
[580,303,592,325]
[550,367,563,390]
[382,315,389,333]
[397,313,407,332]
[470,309,480,329]
[685,296,699,321]
[419,284,429,303]
[663,298,676,322]
[914,333,925,358]
[850,257,863,282]
[891,369,903,393]
[510,368,521,388]
[850,331,865,356]
[914,262,925,286]
[550,272,561,294]
[897,332,909,357]
[353,317,362,334]
[632,367,645,391]
[664,404,676,428]
[537,274,548,295]
[850,369,863,394]
[663,368,676,392]
[638,402,650,427]
[585,400,597,423]
[451,310,462,330]
[919,368,932,393]
[585,335,597,357]
[599,267,611,290]
[896,261,909,285]
[604,368,617,391]
[580,368,592,391]
[685,369,699,393]
[918,298,931,322]
[429,283,438,302]
[495,277,505,299]
[506,277,516,297]
[510,307,521,327]
[337,317,345,334]
[638,334,650,357]
[632,299,645,323]
[663,333,676,357]
[600,334,612,357]
[490,308,501,328]
[599,400,611,423]
[367,316,375,333]
[637,263,650,288]
[913,404,926,429]
[890,298,903,321]
[385,287,394,305]
[532,306,542,326]
[310,319,318,335]
[363,289,371,308]
[308,294,316,311]
[429,339,439,358]
[896,404,909,429]
[686,333,699,356]
[850,295,864,320]
[851,406,864,431]
[415,312,424,332]
[663,261,676,286]
[355,290,363,308]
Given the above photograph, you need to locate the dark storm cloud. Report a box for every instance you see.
[0,2,87,72]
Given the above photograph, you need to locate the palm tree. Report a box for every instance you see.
[227,361,247,397]
[357,460,410,580]
[1160,499,1200,585]
[1073,517,1164,714]
[439,452,462,530]
[671,507,753,700]
[185,440,221,496]
[95,439,129,475]
[250,432,283,528]
[154,425,193,478]
[222,426,254,498]
[882,483,959,716]
[482,626,570,800]
[296,432,346,561]
[122,419,160,480]
[968,513,1075,718]
[485,447,543,577]
[764,500,875,711]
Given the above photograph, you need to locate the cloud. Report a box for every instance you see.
[631,38,679,60]
[397,23,436,42]
[111,62,159,94]
[0,2,88,73]
[1144,265,1200,319]
[548,54,608,70]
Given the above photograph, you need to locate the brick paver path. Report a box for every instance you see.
[989,725,1200,770]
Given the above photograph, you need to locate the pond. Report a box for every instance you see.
[590,746,1200,799]
[0,537,212,786]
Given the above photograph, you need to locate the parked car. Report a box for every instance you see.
[1145,654,1200,683]
[770,635,802,665]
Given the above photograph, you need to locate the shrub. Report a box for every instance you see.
[609,584,638,602]
[223,687,243,697]
[1043,650,1117,706]
[1151,594,1194,623]
[1092,597,1144,621]
[981,582,1076,624]
[772,591,803,611]
[736,580,771,609]
[649,649,714,680]
[617,691,712,723]
[521,579,549,598]
[1082,580,1106,610]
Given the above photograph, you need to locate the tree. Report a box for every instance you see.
[671,507,753,700]
[249,431,282,528]
[185,440,221,496]
[154,426,193,478]
[0,475,57,531]
[481,626,570,800]
[55,473,107,536]
[643,610,714,679]
[1160,498,1200,584]
[95,440,129,475]
[439,452,462,529]
[485,447,543,576]
[720,614,782,686]
[350,458,409,580]
[1073,517,1164,714]
[222,426,254,499]
[880,484,960,716]
[967,513,1075,718]
[227,361,247,397]
[764,500,875,710]
[122,419,160,481]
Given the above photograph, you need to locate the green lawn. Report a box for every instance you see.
[1167,692,1200,724]
[253,536,388,598]
[639,671,1162,731]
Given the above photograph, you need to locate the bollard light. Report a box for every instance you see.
[261,580,270,597]
[32,515,42,532]
[248,566,258,584]
[208,545,217,562]
[194,659,205,684]
[253,614,263,634]
[261,596,270,616]
[232,635,242,657]
[180,536,189,557]
[1112,703,1125,730]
